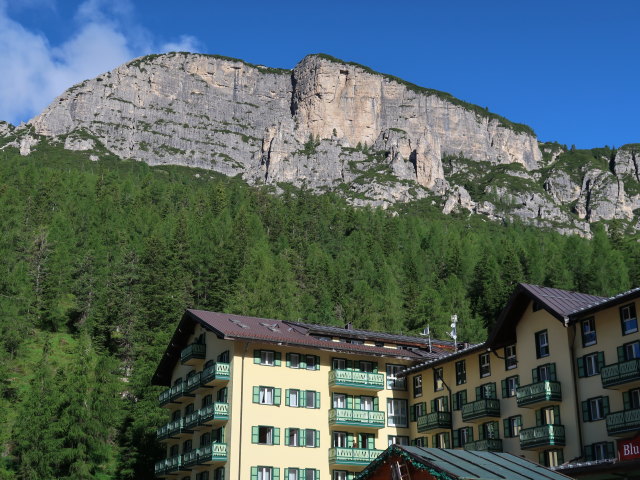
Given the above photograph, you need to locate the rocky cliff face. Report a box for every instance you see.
[7,53,639,235]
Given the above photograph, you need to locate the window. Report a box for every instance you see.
[333,471,347,480]
[628,388,640,409]
[387,399,408,427]
[252,426,279,445]
[413,375,423,397]
[213,468,224,480]
[411,437,427,447]
[359,361,373,372]
[305,391,317,409]
[216,387,228,403]
[388,435,409,446]
[536,363,556,382]
[624,341,640,360]
[253,386,281,406]
[200,432,211,446]
[505,345,517,370]
[620,303,638,335]
[432,396,449,412]
[251,466,277,480]
[479,421,500,440]
[288,389,300,407]
[287,468,299,480]
[333,393,346,408]
[217,350,229,362]
[386,364,406,390]
[535,330,549,358]
[501,375,519,398]
[202,394,213,407]
[453,427,473,448]
[476,383,496,400]
[479,353,491,377]
[433,432,450,448]
[433,367,444,391]
[503,415,522,437]
[304,470,318,480]
[183,439,192,453]
[332,432,347,448]
[539,406,560,425]
[287,428,300,446]
[289,353,300,368]
[582,396,609,422]
[410,402,426,422]
[305,355,317,370]
[577,353,603,378]
[196,472,210,480]
[360,396,374,411]
[540,449,563,467]
[455,360,466,385]
[586,442,614,461]
[581,318,597,347]
[452,390,467,411]
[255,350,281,366]
[305,429,318,447]
[332,358,346,370]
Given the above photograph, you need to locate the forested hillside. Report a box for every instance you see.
[0,140,637,479]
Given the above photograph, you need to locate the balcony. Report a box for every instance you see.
[156,418,190,440]
[154,459,168,476]
[601,359,640,390]
[329,408,385,428]
[464,439,503,452]
[516,381,562,408]
[199,402,229,425]
[158,381,192,407]
[197,443,228,463]
[155,454,184,477]
[461,399,500,422]
[181,343,206,365]
[201,362,231,386]
[328,447,383,466]
[183,449,199,468]
[519,424,565,450]
[185,372,202,393]
[184,410,200,430]
[328,370,385,390]
[606,408,640,436]
[417,412,451,433]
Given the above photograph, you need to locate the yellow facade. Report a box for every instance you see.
[154,285,640,479]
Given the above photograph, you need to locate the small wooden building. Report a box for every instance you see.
[355,445,575,480]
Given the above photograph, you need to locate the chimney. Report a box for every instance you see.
[345,322,353,330]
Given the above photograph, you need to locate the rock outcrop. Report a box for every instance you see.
[10,52,639,236]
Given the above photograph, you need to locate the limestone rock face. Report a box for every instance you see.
[575,170,637,222]
[544,171,581,203]
[613,146,640,181]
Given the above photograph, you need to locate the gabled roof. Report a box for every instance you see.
[356,445,574,480]
[519,284,605,319]
[152,310,454,386]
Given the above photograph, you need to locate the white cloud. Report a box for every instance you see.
[0,0,202,125]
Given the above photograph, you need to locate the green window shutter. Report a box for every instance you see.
[515,375,520,388]
[618,346,625,362]
[549,363,557,381]
[432,435,437,447]
[501,380,507,398]
[461,390,467,405]
[300,430,306,447]
[253,386,260,403]
[539,452,545,465]
[577,357,585,378]
[585,445,594,461]
[410,405,416,422]
[582,401,590,422]
[444,432,450,449]
[354,360,361,371]
[443,397,449,412]
[273,467,280,480]
[346,360,353,370]
[478,424,485,441]
[373,362,379,373]
[273,427,280,445]
[251,426,258,443]
[347,473,355,480]
[535,409,543,426]
[315,430,320,447]
[254,350,261,364]
[251,466,258,480]
[553,406,561,424]
[316,470,320,479]
[623,391,631,410]
[603,396,610,416]
[488,383,496,398]
[558,449,564,464]
[373,397,379,410]
[274,352,281,366]
[347,433,354,446]
[452,394,459,411]
[274,388,281,406]
[489,421,498,439]
[315,356,320,370]
[300,391,307,408]
[516,416,522,426]
[452,430,460,448]
[284,468,289,479]
[532,367,539,383]
[430,399,435,412]
[355,397,361,410]
[607,442,615,459]
[285,389,290,407]
[315,392,320,409]
[503,418,510,437]
[286,353,291,367]
[284,428,290,446]
[367,436,375,449]
[597,351,605,371]
[299,357,307,369]
[475,386,481,399]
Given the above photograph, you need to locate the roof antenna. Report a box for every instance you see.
[420,325,432,352]
[448,314,458,351]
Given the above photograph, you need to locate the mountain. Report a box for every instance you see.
[4,52,640,235]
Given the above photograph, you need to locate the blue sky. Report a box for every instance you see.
[1,0,638,149]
